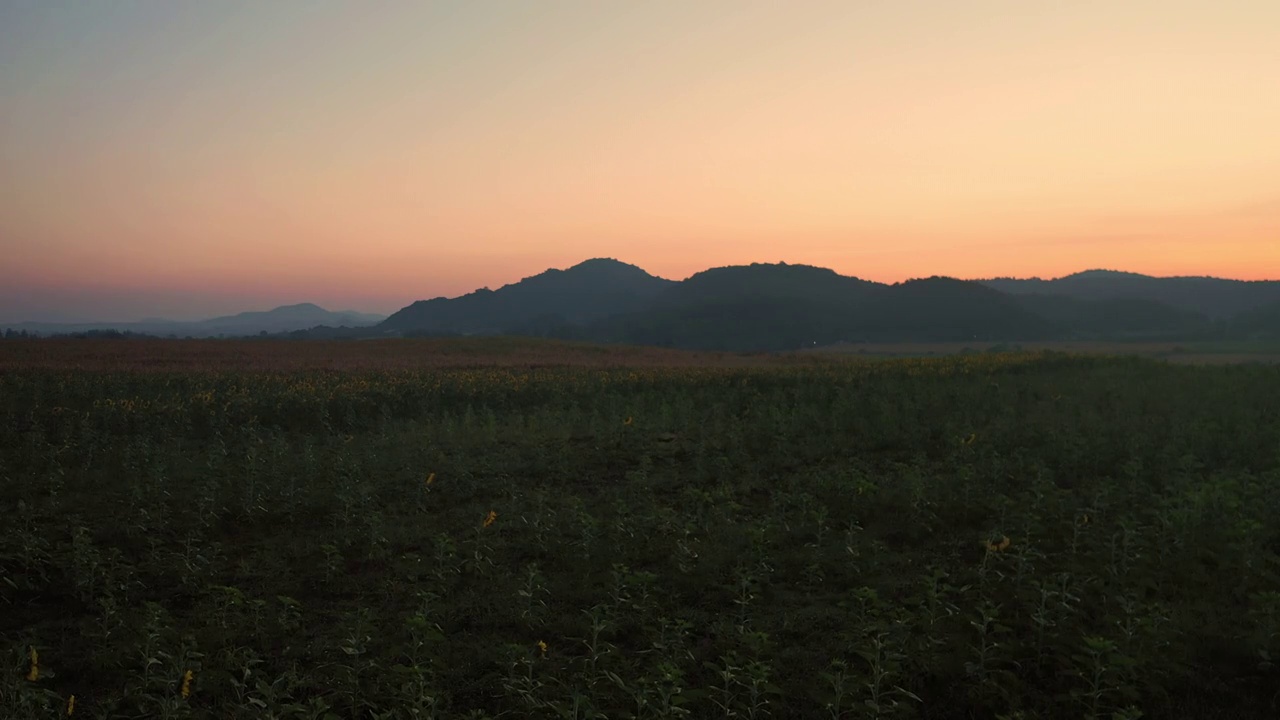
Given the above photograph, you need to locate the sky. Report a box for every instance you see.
[2,1,1279,322]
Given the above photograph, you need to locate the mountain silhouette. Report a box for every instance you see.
[373,260,1280,349]
[10,262,1278,347]
[979,269,1280,319]
[578,269,1055,350]
[657,262,880,306]
[3,304,385,338]
[380,258,673,335]
[582,263,879,350]
[856,277,1053,342]
[196,303,385,333]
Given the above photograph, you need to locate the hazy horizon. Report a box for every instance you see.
[3,260,1276,325]
[4,1,1278,322]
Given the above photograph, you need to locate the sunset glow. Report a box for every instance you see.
[3,1,1278,321]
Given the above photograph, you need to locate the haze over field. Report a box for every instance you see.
[3,1,1278,323]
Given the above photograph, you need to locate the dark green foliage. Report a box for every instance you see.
[1011,294,1217,340]
[3,354,1279,718]
[1226,301,1280,340]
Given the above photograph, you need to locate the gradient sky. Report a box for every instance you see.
[3,1,1279,321]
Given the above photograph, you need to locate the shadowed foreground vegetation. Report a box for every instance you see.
[3,348,1279,718]
[0,337,789,372]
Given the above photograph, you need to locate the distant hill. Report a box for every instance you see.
[577,263,878,350]
[377,261,1279,351]
[979,270,1280,319]
[855,277,1054,342]
[3,304,385,338]
[656,262,880,307]
[380,258,673,334]
[11,262,1278,349]
[196,303,385,335]
[1009,294,1216,340]
[579,268,1055,350]
[1225,301,1280,340]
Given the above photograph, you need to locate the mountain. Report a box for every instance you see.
[3,304,385,338]
[378,260,1279,351]
[11,262,1278,348]
[854,277,1055,342]
[579,268,1056,350]
[979,270,1280,319]
[575,263,877,350]
[655,262,880,307]
[196,304,385,335]
[380,258,674,334]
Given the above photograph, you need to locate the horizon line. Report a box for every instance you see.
[540,258,1277,286]
[4,262,1278,326]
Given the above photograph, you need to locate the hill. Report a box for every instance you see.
[1009,294,1216,340]
[1225,301,1280,340]
[979,270,1280,319]
[579,270,1057,350]
[3,304,385,338]
[194,304,385,335]
[575,263,877,350]
[379,261,1279,351]
[380,262,1062,350]
[380,258,673,334]
[13,262,1276,349]
[854,277,1055,342]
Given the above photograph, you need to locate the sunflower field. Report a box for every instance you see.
[2,341,1279,719]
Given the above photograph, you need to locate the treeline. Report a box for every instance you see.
[2,329,168,340]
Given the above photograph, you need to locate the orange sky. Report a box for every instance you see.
[2,1,1278,320]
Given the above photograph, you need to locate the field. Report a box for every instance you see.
[0,338,794,372]
[2,339,1279,719]
[808,340,1280,366]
